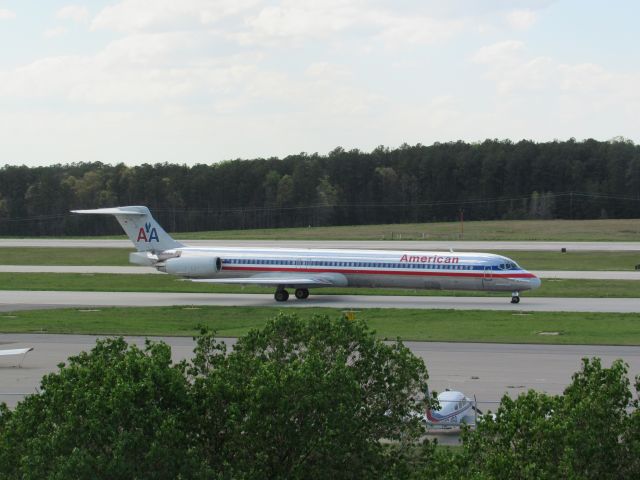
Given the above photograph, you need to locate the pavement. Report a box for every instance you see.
[0,290,638,313]
[1,333,638,412]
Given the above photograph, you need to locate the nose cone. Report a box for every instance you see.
[529,275,541,290]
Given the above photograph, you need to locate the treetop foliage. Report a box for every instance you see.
[1,139,639,236]
[0,314,429,479]
[424,358,640,480]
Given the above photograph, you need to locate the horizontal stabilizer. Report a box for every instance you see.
[0,347,33,356]
[71,207,148,216]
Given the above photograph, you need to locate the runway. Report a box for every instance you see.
[1,239,639,251]
[1,334,638,411]
[1,265,638,280]
[0,290,638,313]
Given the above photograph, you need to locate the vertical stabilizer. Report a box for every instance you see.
[71,206,183,252]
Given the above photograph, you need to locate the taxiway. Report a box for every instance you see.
[1,334,638,411]
[0,290,638,313]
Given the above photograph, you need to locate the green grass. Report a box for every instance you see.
[0,273,638,298]
[168,218,640,241]
[1,248,639,271]
[488,251,640,271]
[5,218,640,242]
[1,306,639,345]
[0,247,134,266]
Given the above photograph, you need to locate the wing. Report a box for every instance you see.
[191,272,347,289]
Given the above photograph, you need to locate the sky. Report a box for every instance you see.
[0,0,639,166]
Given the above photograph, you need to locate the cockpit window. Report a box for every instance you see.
[500,261,520,270]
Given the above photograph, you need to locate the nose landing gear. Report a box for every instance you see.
[511,291,520,304]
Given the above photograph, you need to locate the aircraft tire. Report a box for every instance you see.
[295,288,309,300]
[511,296,520,304]
[275,290,289,302]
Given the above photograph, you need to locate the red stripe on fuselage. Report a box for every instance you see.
[222,266,536,278]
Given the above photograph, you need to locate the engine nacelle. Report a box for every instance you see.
[158,256,222,278]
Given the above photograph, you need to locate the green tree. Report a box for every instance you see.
[0,314,432,479]
[621,376,640,478]
[445,358,637,480]
[0,338,200,479]
[315,175,339,225]
[187,313,431,479]
[263,169,281,206]
[276,174,294,207]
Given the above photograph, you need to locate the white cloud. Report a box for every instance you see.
[242,0,358,41]
[473,40,524,65]
[44,27,68,38]
[369,12,467,47]
[0,8,16,20]
[92,0,259,32]
[0,51,247,105]
[474,40,596,94]
[506,9,538,30]
[57,5,90,23]
[472,40,640,122]
[235,0,468,48]
[0,29,383,118]
[305,62,350,79]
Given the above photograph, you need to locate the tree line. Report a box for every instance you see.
[0,314,638,479]
[1,138,639,236]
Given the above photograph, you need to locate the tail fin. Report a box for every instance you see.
[71,206,184,252]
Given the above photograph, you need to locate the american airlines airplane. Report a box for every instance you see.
[73,206,541,303]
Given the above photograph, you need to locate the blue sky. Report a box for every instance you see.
[1,1,639,166]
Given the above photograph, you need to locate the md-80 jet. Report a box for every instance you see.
[72,206,541,303]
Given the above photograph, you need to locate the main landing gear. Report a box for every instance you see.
[274,288,309,302]
[511,291,520,304]
[295,288,309,299]
[274,289,289,302]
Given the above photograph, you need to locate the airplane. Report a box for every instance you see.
[423,389,479,429]
[71,206,541,303]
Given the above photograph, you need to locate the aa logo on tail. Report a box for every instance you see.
[137,222,159,242]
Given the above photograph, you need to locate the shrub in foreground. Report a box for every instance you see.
[0,314,430,479]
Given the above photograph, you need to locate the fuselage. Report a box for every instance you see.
[164,247,541,293]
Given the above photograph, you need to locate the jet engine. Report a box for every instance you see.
[158,256,222,278]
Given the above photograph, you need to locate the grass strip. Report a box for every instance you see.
[1,306,639,345]
[0,248,134,266]
[5,218,640,241]
[169,218,640,242]
[0,273,638,298]
[1,248,638,271]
